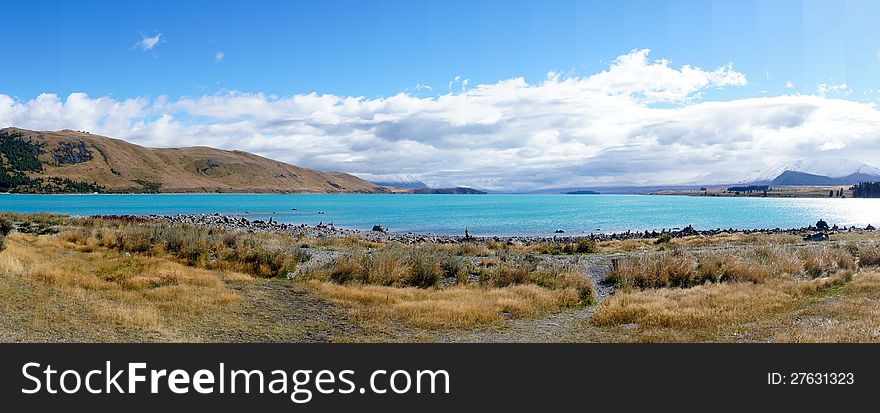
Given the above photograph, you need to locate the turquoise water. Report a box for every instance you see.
[2,194,879,236]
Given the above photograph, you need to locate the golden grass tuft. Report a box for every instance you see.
[310,281,580,329]
[0,233,246,333]
[608,244,858,290]
[593,271,852,328]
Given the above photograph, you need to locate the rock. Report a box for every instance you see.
[816,219,830,231]
[371,225,386,232]
[804,232,829,242]
[867,224,876,231]
[554,229,565,233]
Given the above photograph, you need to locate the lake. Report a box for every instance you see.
[2,193,879,236]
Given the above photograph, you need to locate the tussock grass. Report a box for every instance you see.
[60,222,308,278]
[301,244,595,328]
[593,271,853,328]
[608,244,857,290]
[306,246,463,288]
[0,233,246,333]
[486,239,599,255]
[858,243,880,267]
[310,281,581,329]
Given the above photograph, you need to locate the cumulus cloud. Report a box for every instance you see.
[2,49,880,191]
[817,82,849,97]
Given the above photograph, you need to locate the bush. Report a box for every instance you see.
[0,218,11,252]
[489,264,532,287]
[0,218,12,237]
[654,233,674,244]
[61,222,307,278]
[529,267,595,304]
[608,244,861,290]
[859,244,880,267]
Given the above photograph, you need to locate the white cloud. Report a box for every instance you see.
[135,33,162,51]
[818,139,846,151]
[3,49,880,191]
[785,80,794,88]
[214,51,224,63]
[817,82,849,97]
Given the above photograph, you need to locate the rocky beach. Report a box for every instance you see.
[122,213,879,245]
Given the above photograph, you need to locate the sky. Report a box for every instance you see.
[2,0,880,190]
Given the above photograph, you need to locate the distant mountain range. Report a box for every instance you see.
[369,175,429,189]
[369,175,487,194]
[409,187,486,194]
[743,158,880,186]
[0,127,387,194]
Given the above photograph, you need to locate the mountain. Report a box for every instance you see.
[743,158,880,185]
[0,127,387,194]
[409,187,486,194]
[369,175,429,189]
[768,171,847,186]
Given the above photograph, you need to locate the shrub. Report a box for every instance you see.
[529,267,595,304]
[0,218,13,237]
[654,233,674,244]
[0,218,11,251]
[61,222,307,278]
[859,244,880,267]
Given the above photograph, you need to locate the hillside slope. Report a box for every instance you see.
[0,128,387,193]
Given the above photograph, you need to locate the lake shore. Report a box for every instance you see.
[138,213,878,244]
[2,212,880,343]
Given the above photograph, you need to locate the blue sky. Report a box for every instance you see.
[2,0,878,101]
[2,0,880,189]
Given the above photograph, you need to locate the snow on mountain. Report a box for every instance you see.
[364,174,429,189]
[742,158,880,183]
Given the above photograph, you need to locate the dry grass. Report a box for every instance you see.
[301,244,595,328]
[60,221,308,278]
[596,232,804,254]
[608,244,857,290]
[593,271,852,329]
[304,246,464,288]
[1,233,246,334]
[859,243,880,267]
[310,281,581,329]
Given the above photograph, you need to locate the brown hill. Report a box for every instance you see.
[0,127,387,193]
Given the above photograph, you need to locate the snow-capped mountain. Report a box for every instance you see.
[741,158,880,185]
[743,158,880,183]
[365,174,429,189]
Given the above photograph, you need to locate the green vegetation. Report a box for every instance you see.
[132,179,163,193]
[852,182,880,198]
[0,217,13,251]
[1,131,104,193]
[0,131,43,172]
[654,233,673,244]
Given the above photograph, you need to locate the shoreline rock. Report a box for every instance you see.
[90,214,878,246]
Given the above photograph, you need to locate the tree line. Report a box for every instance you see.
[852,182,880,198]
